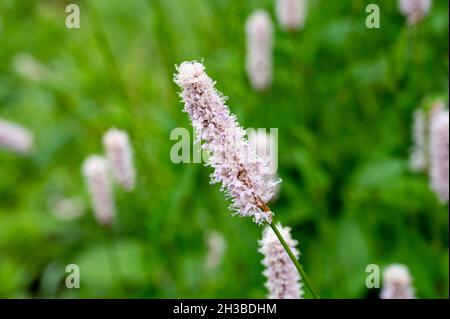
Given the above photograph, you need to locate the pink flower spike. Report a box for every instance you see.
[174,61,280,225]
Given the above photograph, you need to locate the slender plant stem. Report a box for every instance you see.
[85,1,134,104]
[268,222,320,299]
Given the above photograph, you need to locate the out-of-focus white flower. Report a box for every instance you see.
[276,0,307,31]
[205,230,227,271]
[103,128,136,191]
[174,61,280,225]
[245,10,273,91]
[49,196,86,222]
[12,52,50,82]
[429,108,449,204]
[82,155,116,227]
[259,223,303,299]
[380,264,416,299]
[398,0,432,26]
[409,109,427,172]
[0,118,34,154]
[409,100,445,171]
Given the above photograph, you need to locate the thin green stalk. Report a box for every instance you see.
[268,222,320,299]
[85,1,135,105]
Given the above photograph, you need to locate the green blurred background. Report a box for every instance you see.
[0,0,448,298]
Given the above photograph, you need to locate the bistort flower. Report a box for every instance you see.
[398,0,432,26]
[429,109,449,203]
[174,61,280,225]
[82,155,116,226]
[259,223,303,299]
[245,10,273,91]
[380,264,416,299]
[276,0,307,31]
[103,128,136,191]
[0,118,33,154]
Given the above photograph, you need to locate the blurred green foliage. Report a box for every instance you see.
[0,0,448,298]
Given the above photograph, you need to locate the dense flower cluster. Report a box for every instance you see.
[259,224,303,299]
[398,0,432,25]
[245,10,273,91]
[380,264,416,299]
[174,61,280,224]
[276,0,307,31]
[0,118,33,154]
[103,128,136,191]
[82,155,116,226]
[429,109,449,203]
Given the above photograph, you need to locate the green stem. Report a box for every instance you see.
[86,1,131,103]
[268,222,320,299]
